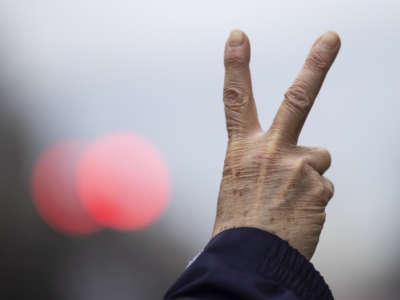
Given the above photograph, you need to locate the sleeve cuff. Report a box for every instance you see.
[203,227,333,300]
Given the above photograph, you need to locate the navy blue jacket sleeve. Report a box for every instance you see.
[164,227,333,300]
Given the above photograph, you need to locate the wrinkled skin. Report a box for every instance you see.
[212,30,341,260]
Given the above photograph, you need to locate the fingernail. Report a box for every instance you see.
[318,31,340,49]
[228,30,245,47]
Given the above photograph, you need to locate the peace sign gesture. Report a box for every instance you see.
[213,30,341,259]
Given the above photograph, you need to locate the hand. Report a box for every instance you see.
[212,30,341,260]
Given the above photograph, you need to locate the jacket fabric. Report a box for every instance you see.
[164,227,333,300]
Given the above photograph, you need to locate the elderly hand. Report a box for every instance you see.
[212,30,341,260]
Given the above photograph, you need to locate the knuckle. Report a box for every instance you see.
[326,187,334,199]
[313,178,334,204]
[314,180,326,196]
[325,153,332,170]
[223,86,250,109]
[305,48,330,72]
[313,145,329,154]
[284,81,312,113]
[315,146,332,167]
[293,157,308,173]
[320,147,331,159]
[326,180,335,198]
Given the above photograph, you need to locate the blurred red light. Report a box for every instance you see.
[76,133,170,230]
[31,141,101,235]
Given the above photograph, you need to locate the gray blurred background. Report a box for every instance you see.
[0,0,399,299]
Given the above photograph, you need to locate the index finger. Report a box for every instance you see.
[270,31,341,144]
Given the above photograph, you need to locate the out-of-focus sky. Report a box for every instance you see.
[0,1,399,299]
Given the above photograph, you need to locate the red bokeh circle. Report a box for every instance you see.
[76,133,170,230]
[31,141,100,235]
